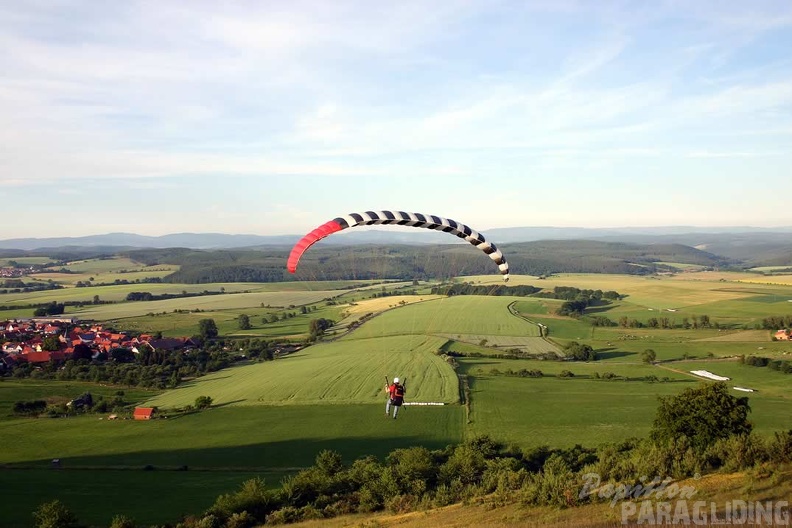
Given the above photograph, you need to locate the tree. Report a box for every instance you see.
[641,349,657,364]
[110,348,135,363]
[563,341,597,361]
[72,343,93,361]
[199,319,219,340]
[195,395,213,409]
[308,318,334,339]
[41,336,61,352]
[33,500,79,528]
[652,382,752,451]
[238,314,251,330]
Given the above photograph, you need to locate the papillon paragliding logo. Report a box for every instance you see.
[287,210,510,281]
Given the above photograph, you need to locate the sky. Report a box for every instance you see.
[2,0,792,238]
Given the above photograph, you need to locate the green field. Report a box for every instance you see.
[460,355,792,449]
[347,296,540,340]
[5,269,792,525]
[1,404,464,526]
[144,335,458,409]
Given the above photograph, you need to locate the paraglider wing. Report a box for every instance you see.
[287,210,509,281]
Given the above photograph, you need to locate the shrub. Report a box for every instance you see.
[32,500,79,528]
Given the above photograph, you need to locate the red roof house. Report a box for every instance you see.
[133,407,155,420]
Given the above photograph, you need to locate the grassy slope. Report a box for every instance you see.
[287,465,792,528]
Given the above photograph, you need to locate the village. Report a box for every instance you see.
[0,317,198,371]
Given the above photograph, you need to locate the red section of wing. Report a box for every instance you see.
[287,220,344,273]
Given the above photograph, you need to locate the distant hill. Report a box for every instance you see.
[2,226,791,252]
[113,240,734,284]
[2,227,790,270]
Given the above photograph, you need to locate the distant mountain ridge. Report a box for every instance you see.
[2,226,791,251]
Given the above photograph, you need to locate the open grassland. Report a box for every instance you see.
[693,329,771,342]
[465,272,792,310]
[144,335,458,409]
[347,296,540,340]
[340,294,445,316]
[5,272,792,525]
[0,279,388,306]
[733,273,792,286]
[460,354,792,449]
[1,403,463,526]
[465,373,695,448]
[70,290,339,320]
[0,282,275,305]
[0,380,157,418]
[0,468,286,528]
[63,257,154,273]
[1,404,464,468]
[118,304,346,339]
[654,261,708,270]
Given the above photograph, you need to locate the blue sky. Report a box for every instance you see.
[2,1,791,238]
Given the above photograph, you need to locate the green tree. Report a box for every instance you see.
[652,382,752,451]
[563,341,597,361]
[199,319,219,340]
[33,500,79,528]
[641,349,657,364]
[238,314,251,330]
[195,395,213,409]
[41,336,61,352]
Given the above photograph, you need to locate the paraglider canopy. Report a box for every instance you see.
[287,210,510,281]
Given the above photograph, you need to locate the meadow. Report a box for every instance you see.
[143,335,458,409]
[4,261,792,525]
[1,400,464,526]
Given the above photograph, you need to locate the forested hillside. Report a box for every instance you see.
[113,240,735,283]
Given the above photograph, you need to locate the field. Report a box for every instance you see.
[4,264,792,525]
[1,402,464,526]
[144,335,458,409]
[348,296,541,340]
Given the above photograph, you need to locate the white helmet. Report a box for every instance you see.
[393,377,400,383]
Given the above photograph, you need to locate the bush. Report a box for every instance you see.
[32,500,79,528]
[210,478,277,522]
[109,514,136,528]
[194,396,213,409]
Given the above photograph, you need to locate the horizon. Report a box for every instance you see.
[2,1,791,237]
[2,223,792,246]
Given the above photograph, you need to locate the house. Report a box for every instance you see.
[23,351,66,364]
[133,407,155,420]
[774,329,791,341]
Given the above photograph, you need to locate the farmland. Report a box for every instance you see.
[3,259,792,525]
[144,335,459,408]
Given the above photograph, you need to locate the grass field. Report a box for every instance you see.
[1,404,464,526]
[460,355,792,449]
[0,468,286,528]
[5,269,792,525]
[347,296,540,340]
[0,380,157,418]
[144,335,458,409]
